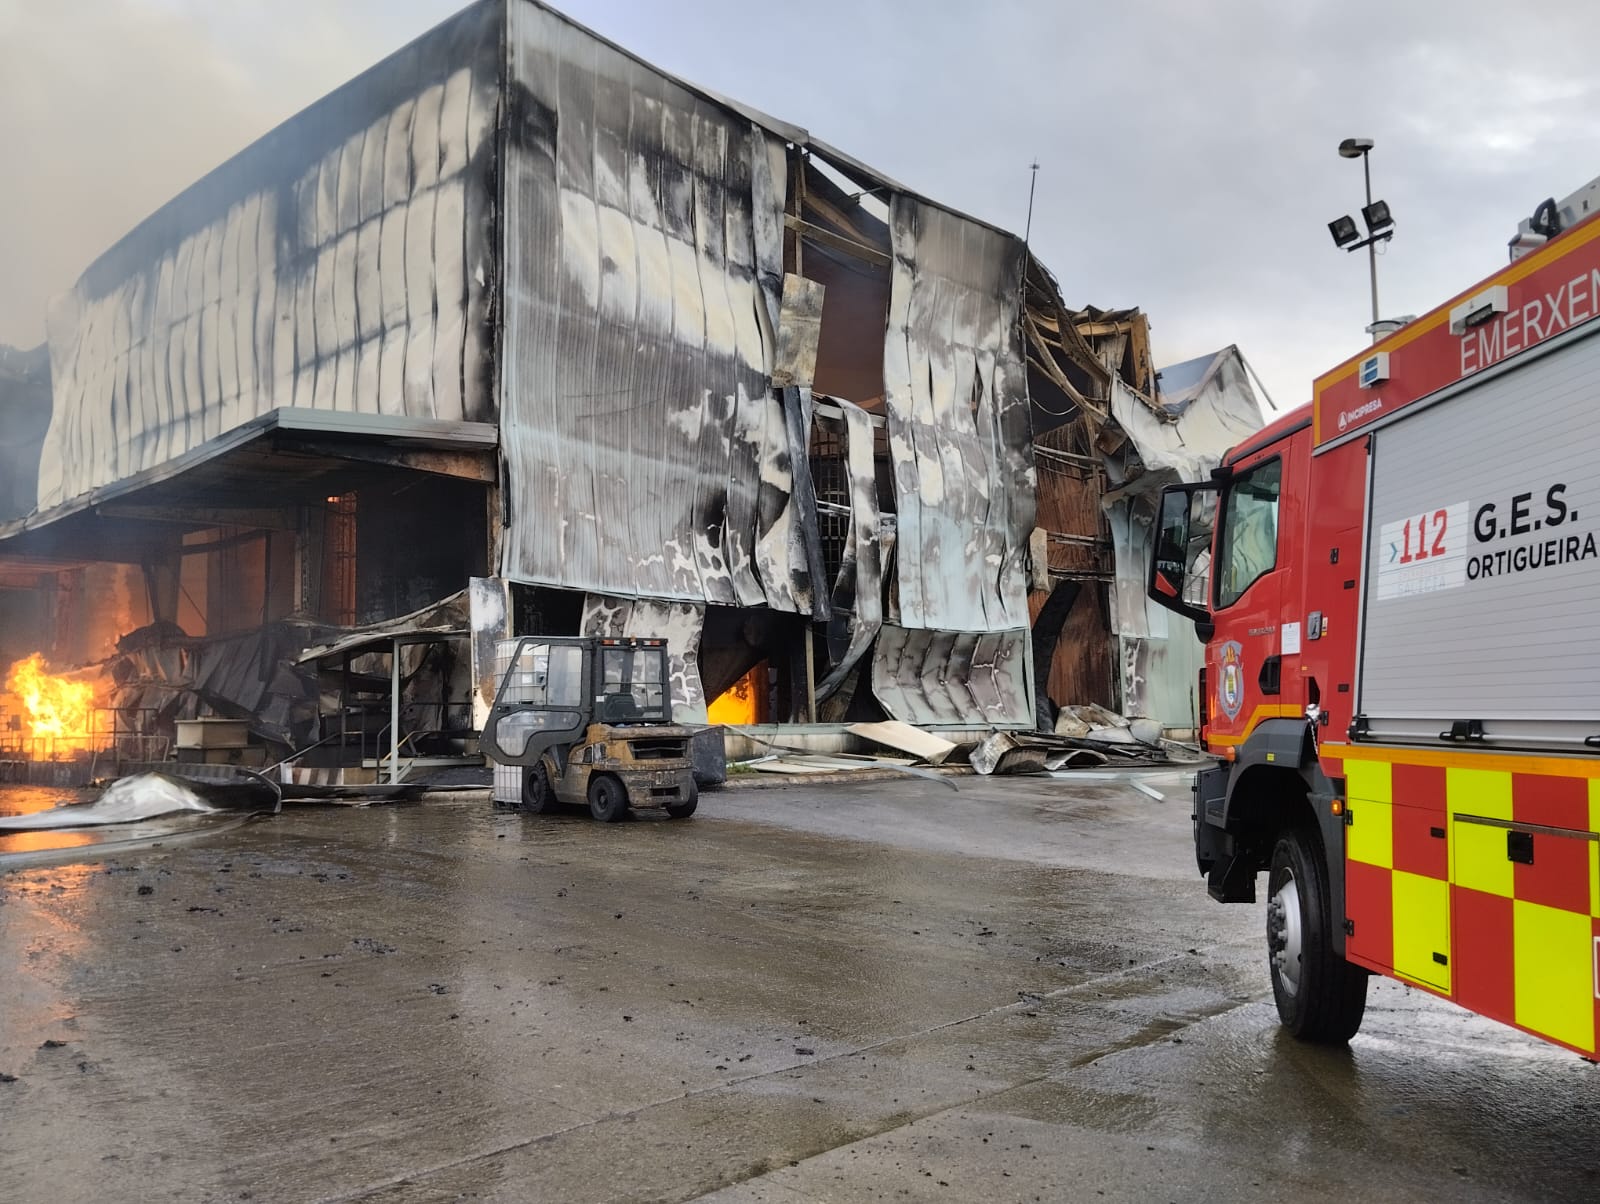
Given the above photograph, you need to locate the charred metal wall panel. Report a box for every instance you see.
[882,197,1035,633]
[870,624,1032,727]
[38,3,501,511]
[873,198,1034,725]
[815,399,883,700]
[499,2,814,611]
[580,592,707,722]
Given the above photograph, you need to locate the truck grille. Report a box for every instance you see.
[630,738,686,760]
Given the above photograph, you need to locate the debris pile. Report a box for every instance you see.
[970,707,1180,776]
[727,709,1194,780]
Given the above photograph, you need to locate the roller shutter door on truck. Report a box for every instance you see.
[1357,322,1600,750]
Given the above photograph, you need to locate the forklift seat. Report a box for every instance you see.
[600,693,643,723]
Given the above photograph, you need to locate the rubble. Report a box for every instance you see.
[974,706,1182,775]
[970,733,1107,776]
[724,706,1188,780]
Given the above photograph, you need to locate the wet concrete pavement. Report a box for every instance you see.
[1,774,1596,1202]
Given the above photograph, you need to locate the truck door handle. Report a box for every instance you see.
[1258,655,1281,696]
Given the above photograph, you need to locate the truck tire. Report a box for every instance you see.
[1267,826,1369,1044]
[665,782,698,819]
[587,773,629,823]
[521,761,555,815]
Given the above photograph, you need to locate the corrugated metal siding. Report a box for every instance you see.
[580,593,707,722]
[38,3,501,511]
[815,399,884,700]
[499,2,816,610]
[882,197,1035,633]
[1120,631,1201,728]
[1104,484,1205,723]
[870,625,1032,727]
[871,198,1034,725]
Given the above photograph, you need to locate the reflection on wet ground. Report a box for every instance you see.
[0,782,94,816]
[1,779,1595,1202]
[0,785,96,860]
[0,782,265,873]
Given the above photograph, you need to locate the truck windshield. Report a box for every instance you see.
[1216,458,1281,608]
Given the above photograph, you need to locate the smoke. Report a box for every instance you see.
[0,0,452,348]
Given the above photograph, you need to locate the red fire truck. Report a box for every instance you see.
[1148,209,1600,1052]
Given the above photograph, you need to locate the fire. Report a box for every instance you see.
[5,653,98,752]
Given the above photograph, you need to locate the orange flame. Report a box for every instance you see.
[5,653,98,752]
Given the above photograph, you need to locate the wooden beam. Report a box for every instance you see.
[783,214,892,267]
[273,438,497,483]
[179,529,268,557]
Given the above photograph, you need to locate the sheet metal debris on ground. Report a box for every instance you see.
[730,705,1196,781]
[846,720,957,766]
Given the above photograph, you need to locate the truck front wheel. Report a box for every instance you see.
[1266,826,1368,1044]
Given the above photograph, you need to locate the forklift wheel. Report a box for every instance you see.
[587,773,629,823]
[665,782,698,819]
[522,762,556,814]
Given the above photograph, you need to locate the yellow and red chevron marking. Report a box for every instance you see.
[1321,743,1600,1057]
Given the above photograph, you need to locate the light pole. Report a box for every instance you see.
[1327,138,1395,341]
[1342,139,1379,328]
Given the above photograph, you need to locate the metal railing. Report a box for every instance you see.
[330,700,476,771]
[0,705,171,773]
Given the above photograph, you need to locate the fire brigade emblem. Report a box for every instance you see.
[1219,641,1245,721]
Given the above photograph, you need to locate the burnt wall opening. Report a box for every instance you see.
[788,157,893,409]
[0,588,48,674]
[172,527,298,637]
[356,475,488,624]
[510,583,585,637]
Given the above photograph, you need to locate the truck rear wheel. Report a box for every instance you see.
[521,761,556,814]
[587,773,629,823]
[1267,826,1368,1044]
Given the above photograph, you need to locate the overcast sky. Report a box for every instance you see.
[4,0,1599,409]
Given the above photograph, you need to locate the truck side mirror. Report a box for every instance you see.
[1147,484,1216,628]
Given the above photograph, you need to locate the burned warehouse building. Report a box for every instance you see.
[0,0,1262,781]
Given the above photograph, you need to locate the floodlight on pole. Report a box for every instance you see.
[1327,138,1392,341]
[1361,199,1393,233]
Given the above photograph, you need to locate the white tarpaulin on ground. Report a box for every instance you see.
[0,775,213,830]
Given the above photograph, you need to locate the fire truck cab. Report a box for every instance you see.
[1149,209,1600,1053]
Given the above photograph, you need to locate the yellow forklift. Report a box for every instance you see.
[481,637,698,821]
